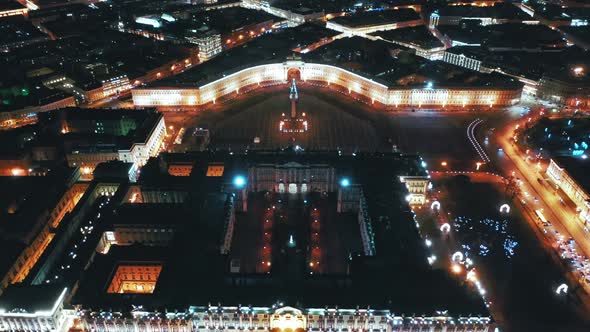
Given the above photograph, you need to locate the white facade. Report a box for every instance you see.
[66,114,166,174]
[326,19,423,36]
[78,305,496,332]
[101,75,132,98]
[187,32,223,61]
[399,175,429,205]
[547,158,590,224]
[442,52,483,72]
[132,61,522,109]
[0,288,70,332]
[120,114,167,166]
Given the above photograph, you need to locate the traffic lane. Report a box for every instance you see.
[496,127,590,258]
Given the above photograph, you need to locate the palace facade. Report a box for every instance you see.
[131,61,522,110]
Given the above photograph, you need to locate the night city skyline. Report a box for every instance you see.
[0,0,590,331]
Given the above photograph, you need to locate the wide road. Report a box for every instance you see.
[495,117,590,259]
[485,110,590,315]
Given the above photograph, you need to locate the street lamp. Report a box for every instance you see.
[340,178,350,187]
[233,175,246,189]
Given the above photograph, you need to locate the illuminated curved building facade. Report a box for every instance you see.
[132,60,522,110]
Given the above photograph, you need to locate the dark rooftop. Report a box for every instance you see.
[70,151,486,316]
[0,284,66,313]
[438,23,565,49]
[329,8,420,28]
[148,23,336,88]
[371,25,444,49]
[0,167,77,278]
[0,17,48,47]
[306,36,521,88]
[553,156,590,195]
[0,1,25,11]
[35,107,162,152]
[435,3,531,20]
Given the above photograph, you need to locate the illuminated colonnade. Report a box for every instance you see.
[132,61,522,109]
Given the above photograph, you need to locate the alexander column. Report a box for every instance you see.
[280,78,307,133]
[289,78,298,119]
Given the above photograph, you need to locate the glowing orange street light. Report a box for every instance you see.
[451,264,462,274]
[441,161,448,167]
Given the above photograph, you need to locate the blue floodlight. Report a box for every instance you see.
[426,81,434,89]
[233,175,246,188]
[340,178,350,187]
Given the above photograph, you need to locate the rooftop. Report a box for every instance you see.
[306,36,521,88]
[434,3,531,20]
[0,1,25,12]
[439,23,565,49]
[371,25,444,49]
[329,8,420,28]
[148,23,336,88]
[0,284,66,314]
[69,151,486,316]
[553,155,590,196]
[0,167,78,277]
[34,108,163,152]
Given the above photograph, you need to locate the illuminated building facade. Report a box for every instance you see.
[442,51,485,72]
[326,17,423,36]
[75,305,496,332]
[65,112,167,175]
[0,5,27,18]
[97,225,176,254]
[0,95,76,130]
[132,61,522,110]
[106,264,162,294]
[537,71,590,108]
[0,180,88,294]
[186,30,222,61]
[247,162,336,194]
[399,175,429,205]
[83,75,133,104]
[0,287,70,332]
[546,157,590,224]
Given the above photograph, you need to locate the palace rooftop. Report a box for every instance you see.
[55,151,489,317]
